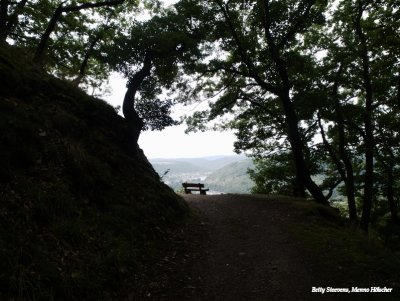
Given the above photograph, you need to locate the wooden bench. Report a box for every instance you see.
[182,182,209,195]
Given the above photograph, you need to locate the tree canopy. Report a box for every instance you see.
[171,0,400,232]
[2,0,400,232]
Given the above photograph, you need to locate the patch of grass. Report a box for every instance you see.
[279,198,400,301]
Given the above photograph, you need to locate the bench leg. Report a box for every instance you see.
[200,190,206,195]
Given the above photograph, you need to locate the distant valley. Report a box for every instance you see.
[150,155,255,194]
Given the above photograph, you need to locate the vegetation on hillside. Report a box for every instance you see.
[0,45,188,300]
[205,159,254,193]
[265,195,400,300]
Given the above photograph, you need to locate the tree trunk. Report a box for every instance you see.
[73,32,103,85]
[338,117,358,222]
[34,4,63,62]
[379,147,399,224]
[122,51,152,144]
[294,175,306,198]
[397,75,400,108]
[219,0,326,203]
[281,91,328,205]
[257,0,327,204]
[332,64,358,222]
[0,0,8,43]
[355,1,374,232]
[386,164,399,224]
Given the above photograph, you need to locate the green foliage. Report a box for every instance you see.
[104,3,209,131]
[249,153,298,196]
[173,0,400,231]
[135,97,180,131]
[3,0,142,92]
[205,159,254,193]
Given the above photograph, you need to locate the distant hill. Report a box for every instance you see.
[151,160,210,174]
[150,155,247,172]
[149,155,249,191]
[205,159,255,193]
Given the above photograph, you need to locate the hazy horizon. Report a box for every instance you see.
[149,153,246,160]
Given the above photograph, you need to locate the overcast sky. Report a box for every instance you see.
[105,74,237,159]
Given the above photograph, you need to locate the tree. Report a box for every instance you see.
[305,0,400,230]
[107,2,208,144]
[312,56,359,223]
[351,0,375,232]
[177,0,329,204]
[177,0,400,231]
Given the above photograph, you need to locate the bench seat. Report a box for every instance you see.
[182,182,209,195]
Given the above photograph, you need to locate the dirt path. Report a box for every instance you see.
[141,194,342,301]
[181,194,318,301]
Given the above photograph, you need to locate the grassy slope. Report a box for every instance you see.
[264,196,400,300]
[0,46,189,300]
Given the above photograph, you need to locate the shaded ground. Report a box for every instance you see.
[138,194,398,301]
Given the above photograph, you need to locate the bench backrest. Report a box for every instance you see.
[182,182,204,188]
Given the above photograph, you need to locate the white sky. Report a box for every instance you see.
[104,73,237,159]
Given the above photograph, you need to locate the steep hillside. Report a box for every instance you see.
[205,159,254,193]
[0,45,188,300]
